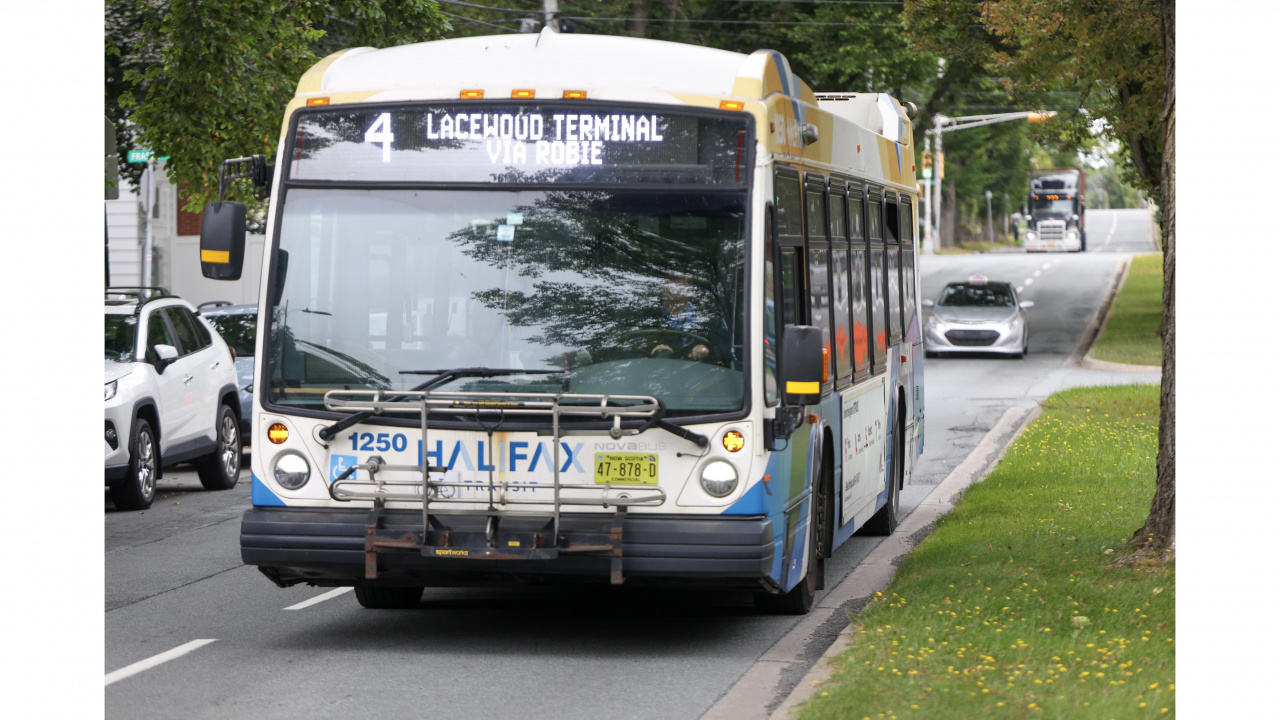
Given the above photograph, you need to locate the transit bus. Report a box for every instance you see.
[199,30,924,614]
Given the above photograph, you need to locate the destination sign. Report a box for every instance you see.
[288,104,750,185]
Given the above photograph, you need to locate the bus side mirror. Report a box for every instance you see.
[200,201,246,281]
[780,324,823,407]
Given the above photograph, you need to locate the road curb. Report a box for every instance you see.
[1079,253,1162,372]
[766,403,1041,719]
[700,404,1042,720]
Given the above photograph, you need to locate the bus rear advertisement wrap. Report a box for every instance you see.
[289,104,750,185]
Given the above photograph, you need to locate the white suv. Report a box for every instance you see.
[105,288,243,510]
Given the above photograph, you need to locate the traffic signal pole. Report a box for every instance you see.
[927,110,1055,251]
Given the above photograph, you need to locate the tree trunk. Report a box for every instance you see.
[1125,0,1175,561]
[629,1,649,37]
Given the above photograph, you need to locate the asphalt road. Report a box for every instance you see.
[104,208,1160,719]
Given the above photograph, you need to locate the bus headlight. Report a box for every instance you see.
[700,460,738,498]
[273,451,311,490]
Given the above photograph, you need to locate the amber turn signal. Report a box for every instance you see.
[460,89,485,99]
[306,97,330,106]
[267,423,289,444]
[722,431,745,453]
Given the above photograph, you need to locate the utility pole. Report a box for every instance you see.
[922,136,933,254]
[932,115,944,251]
[931,110,1056,250]
[141,157,155,288]
[544,0,559,32]
[984,189,994,244]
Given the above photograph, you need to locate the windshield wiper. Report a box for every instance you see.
[560,397,709,448]
[317,367,564,441]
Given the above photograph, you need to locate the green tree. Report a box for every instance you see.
[109,0,449,209]
[905,0,1175,559]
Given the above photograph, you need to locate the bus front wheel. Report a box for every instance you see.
[754,458,827,615]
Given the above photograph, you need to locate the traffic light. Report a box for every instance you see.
[921,151,933,178]
[937,152,945,180]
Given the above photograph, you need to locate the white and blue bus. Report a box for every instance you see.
[200,30,924,613]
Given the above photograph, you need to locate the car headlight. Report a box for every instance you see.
[930,317,948,333]
[105,380,117,401]
[273,451,311,490]
[700,460,738,498]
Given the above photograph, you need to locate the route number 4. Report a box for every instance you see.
[365,112,394,162]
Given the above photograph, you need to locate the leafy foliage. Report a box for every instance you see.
[905,0,1165,204]
[109,0,449,210]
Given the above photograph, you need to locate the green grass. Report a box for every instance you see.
[797,385,1173,720]
[1091,254,1163,366]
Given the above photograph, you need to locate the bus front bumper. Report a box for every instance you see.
[241,507,775,589]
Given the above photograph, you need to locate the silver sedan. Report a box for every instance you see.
[922,276,1033,358]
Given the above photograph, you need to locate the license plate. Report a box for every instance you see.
[594,452,659,485]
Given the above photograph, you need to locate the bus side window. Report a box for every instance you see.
[805,182,832,392]
[829,184,852,386]
[885,197,902,347]
[780,247,801,329]
[850,186,869,381]
[867,192,886,370]
[900,198,917,333]
[764,204,778,406]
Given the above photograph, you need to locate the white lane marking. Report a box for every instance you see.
[1103,212,1119,246]
[284,586,353,611]
[1025,278,1034,286]
[106,639,217,686]
[1016,285,1023,292]
[1033,270,1042,277]
[1041,263,1051,270]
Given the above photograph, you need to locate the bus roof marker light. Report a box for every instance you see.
[512,89,535,99]
[720,100,745,111]
[723,431,745,453]
[563,90,587,99]
[460,89,485,99]
[306,97,330,107]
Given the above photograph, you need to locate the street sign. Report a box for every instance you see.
[127,149,170,163]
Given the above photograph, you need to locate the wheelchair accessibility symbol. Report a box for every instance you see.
[330,454,357,484]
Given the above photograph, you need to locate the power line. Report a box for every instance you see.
[563,17,903,26]
[435,0,541,15]
[440,10,523,32]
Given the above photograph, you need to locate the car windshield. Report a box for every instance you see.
[205,312,258,357]
[938,284,1015,308]
[105,314,137,361]
[267,188,747,415]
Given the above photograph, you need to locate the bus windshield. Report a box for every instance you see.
[267,188,747,415]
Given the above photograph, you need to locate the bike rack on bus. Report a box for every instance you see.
[321,390,667,585]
